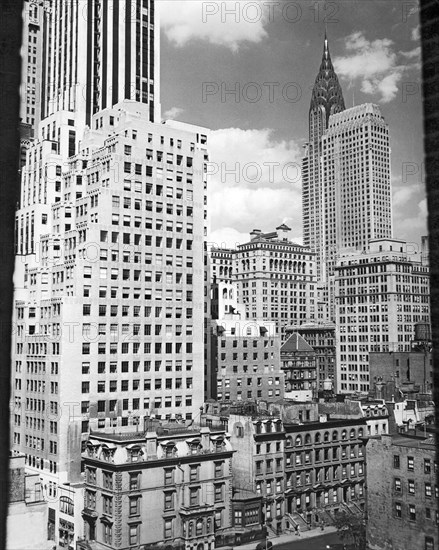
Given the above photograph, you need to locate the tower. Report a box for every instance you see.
[302,33,345,283]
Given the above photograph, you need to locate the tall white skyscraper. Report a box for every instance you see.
[11,2,210,546]
[322,103,393,279]
[303,36,392,319]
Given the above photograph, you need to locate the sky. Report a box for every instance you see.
[158,0,426,251]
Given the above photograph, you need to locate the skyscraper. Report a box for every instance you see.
[22,0,161,129]
[303,36,393,319]
[302,34,345,283]
[11,1,210,546]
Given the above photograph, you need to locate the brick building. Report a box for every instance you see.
[283,410,367,530]
[286,323,336,391]
[365,433,438,550]
[280,333,317,400]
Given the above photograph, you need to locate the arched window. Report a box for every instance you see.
[332,430,338,442]
[295,435,302,447]
[324,431,329,442]
[188,522,193,537]
[60,496,74,516]
[314,432,321,444]
[222,288,227,299]
[358,428,364,438]
[196,519,203,536]
[350,429,356,439]
[305,434,311,445]
[341,430,347,440]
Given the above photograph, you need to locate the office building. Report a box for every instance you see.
[365,433,438,550]
[20,0,47,133]
[303,37,393,323]
[302,33,345,283]
[40,0,160,126]
[11,100,209,546]
[334,238,430,394]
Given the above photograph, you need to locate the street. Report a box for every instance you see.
[274,531,344,550]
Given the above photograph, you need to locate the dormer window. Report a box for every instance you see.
[127,445,143,462]
[161,441,177,458]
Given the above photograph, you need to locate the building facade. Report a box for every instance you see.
[283,412,367,530]
[11,100,209,546]
[335,238,430,393]
[7,453,51,550]
[286,323,336,391]
[365,433,438,550]
[214,315,284,403]
[212,227,317,340]
[280,333,317,400]
[78,423,234,550]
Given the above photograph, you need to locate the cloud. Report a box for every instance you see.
[334,31,420,103]
[393,186,416,208]
[411,25,420,41]
[160,0,268,51]
[207,128,303,240]
[163,106,184,120]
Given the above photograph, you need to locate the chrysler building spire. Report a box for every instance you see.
[309,32,345,128]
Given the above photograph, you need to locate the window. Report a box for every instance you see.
[164,492,175,510]
[190,465,199,482]
[214,484,224,503]
[409,504,416,521]
[129,497,140,516]
[425,459,431,474]
[103,472,113,490]
[394,478,401,492]
[408,480,415,494]
[425,483,432,497]
[164,519,173,540]
[129,525,138,546]
[425,538,434,550]
[164,469,174,486]
[407,456,414,471]
[393,455,400,469]
[394,502,402,518]
[130,473,139,491]
[103,495,113,515]
[189,488,199,507]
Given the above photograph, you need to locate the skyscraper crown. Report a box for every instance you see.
[310,33,345,125]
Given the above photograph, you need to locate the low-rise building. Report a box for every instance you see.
[7,453,51,550]
[283,407,367,530]
[365,432,438,550]
[78,421,234,550]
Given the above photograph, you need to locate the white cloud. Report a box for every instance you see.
[163,106,184,120]
[207,127,303,239]
[411,25,420,41]
[159,0,268,51]
[334,31,419,103]
[393,185,416,208]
